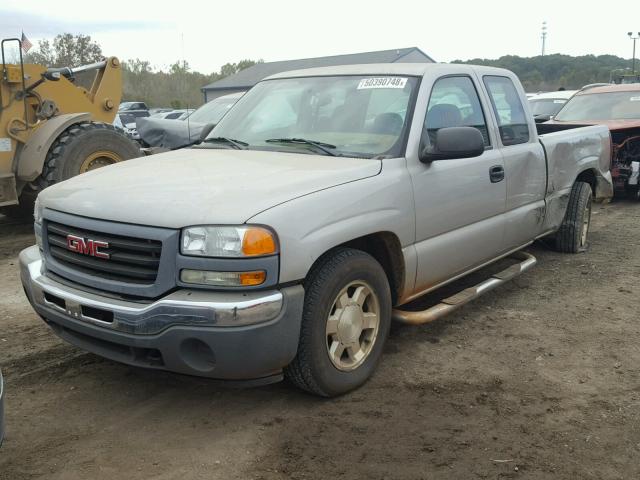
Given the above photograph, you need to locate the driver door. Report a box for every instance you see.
[408,75,507,294]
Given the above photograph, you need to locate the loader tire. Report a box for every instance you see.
[2,122,140,219]
[555,181,593,253]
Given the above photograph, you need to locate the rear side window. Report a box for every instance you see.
[424,76,490,146]
[483,76,530,145]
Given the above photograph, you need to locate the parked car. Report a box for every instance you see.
[113,111,149,141]
[528,90,578,122]
[151,110,191,120]
[137,93,243,150]
[20,63,612,397]
[176,109,196,120]
[543,83,640,197]
[149,108,173,116]
[118,101,149,112]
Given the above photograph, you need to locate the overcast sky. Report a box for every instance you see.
[1,0,640,73]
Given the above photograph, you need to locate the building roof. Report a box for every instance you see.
[202,47,435,92]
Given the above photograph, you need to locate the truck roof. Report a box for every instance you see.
[264,63,514,80]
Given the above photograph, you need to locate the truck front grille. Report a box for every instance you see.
[46,222,162,284]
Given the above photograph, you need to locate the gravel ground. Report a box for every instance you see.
[0,201,639,479]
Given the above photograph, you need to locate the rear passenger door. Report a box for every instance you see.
[409,75,507,294]
[483,76,546,249]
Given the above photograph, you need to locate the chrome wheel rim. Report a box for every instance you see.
[580,200,592,247]
[326,280,380,372]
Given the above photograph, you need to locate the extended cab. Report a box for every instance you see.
[20,64,613,396]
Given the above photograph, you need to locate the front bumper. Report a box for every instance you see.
[20,245,304,382]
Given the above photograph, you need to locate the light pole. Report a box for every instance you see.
[541,22,547,56]
[629,32,640,75]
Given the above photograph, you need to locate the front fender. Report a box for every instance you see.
[17,113,91,182]
[247,158,415,286]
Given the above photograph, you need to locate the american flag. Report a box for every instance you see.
[21,31,33,53]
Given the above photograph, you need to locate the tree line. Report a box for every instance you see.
[453,54,636,91]
[25,34,261,108]
[24,34,637,106]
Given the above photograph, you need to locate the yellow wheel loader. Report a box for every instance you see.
[0,37,140,217]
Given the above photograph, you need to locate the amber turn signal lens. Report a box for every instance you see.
[239,271,267,286]
[242,228,277,256]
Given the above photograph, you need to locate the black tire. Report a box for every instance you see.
[555,181,593,253]
[3,122,141,218]
[285,248,392,397]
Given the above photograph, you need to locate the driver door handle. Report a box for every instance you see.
[489,165,504,183]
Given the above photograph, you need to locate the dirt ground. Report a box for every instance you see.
[0,201,639,480]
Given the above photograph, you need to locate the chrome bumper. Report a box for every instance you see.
[19,245,283,335]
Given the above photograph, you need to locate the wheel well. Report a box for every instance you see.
[338,232,405,305]
[576,169,596,195]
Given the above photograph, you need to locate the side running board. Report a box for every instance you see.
[392,251,537,325]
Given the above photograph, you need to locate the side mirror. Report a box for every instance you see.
[198,123,217,143]
[420,126,485,162]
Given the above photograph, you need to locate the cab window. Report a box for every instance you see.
[424,76,490,146]
[483,76,530,145]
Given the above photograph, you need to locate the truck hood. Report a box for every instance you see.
[39,148,381,228]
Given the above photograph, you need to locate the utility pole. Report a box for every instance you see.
[541,22,547,56]
[629,32,640,75]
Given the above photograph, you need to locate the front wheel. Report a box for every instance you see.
[555,181,593,253]
[285,248,392,397]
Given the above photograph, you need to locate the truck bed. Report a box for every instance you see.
[536,123,612,231]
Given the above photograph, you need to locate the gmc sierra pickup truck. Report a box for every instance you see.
[20,64,613,397]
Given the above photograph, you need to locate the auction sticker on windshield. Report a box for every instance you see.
[357,77,407,89]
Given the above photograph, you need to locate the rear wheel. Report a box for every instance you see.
[285,248,391,397]
[555,181,593,253]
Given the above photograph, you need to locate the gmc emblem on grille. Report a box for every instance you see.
[66,234,110,259]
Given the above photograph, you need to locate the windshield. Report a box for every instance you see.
[207,75,419,158]
[188,98,238,124]
[529,98,568,116]
[555,91,640,121]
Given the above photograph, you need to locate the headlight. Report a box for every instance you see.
[181,226,277,258]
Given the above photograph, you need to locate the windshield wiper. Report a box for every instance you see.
[202,137,248,150]
[265,138,337,156]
